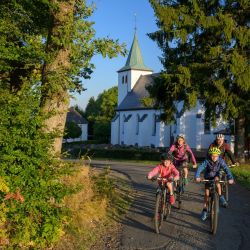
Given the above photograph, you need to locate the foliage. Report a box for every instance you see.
[85,86,118,142]
[64,121,82,140]
[0,0,126,247]
[231,165,250,190]
[0,84,70,248]
[148,0,250,159]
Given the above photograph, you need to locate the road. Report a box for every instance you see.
[90,160,250,250]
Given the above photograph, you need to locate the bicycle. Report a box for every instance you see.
[151,177,173,234]
[202,179,227,235]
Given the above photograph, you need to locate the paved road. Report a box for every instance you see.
[90,160,250,250]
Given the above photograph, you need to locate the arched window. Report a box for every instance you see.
[136,114,140,135]
[122,76,124,83]
[152,114,157,136]
[125,75,128,83]
[122,114,126,134]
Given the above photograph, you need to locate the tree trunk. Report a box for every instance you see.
[235,115,245,163]
[40,0,75,155]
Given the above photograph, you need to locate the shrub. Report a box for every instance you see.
[0,85,69,248]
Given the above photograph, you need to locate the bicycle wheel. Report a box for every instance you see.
[210,193,219,235]
[155,193,164,234]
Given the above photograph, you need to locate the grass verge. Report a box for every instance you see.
[54,163,133,250]
[231,164,250,190]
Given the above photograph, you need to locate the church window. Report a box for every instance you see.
[136,114,140,135]
[122,115,125,134]
[204,115,211,134]
[122,76,124,83]
[152,114,157,136]
[125,75,128,83]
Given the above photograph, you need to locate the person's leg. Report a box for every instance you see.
[183,167,188,179]
[215,176,228,207]
[201,187,209,221]
[167,182,175,205]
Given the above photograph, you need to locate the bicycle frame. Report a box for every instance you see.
[202,179,226,235]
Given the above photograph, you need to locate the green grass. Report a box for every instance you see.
[90,157,159,166]
[231,164,250,190]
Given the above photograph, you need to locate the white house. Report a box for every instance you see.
[64,107,88,142]
[111,32,232,150]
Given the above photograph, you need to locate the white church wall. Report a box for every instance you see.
[129,70,152,92]
[118,73,129,105]
[79,124,88,141]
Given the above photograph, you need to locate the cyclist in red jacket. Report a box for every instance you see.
[147,153,179,205]
[208,134,238,166]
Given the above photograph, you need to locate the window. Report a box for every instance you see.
[204,115,211,134]
[136,114,140,135]
[122,115,125,134]
[125,75,128,83]
[122,76,124,83]
[152,114,157,136]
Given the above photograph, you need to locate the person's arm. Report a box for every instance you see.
[224,144,236,164]
[186,144,197,165]
[168,144,176,154]
[220,159,234,180]
[195,160,207,179]
[148,165,160,179]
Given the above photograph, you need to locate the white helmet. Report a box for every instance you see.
[216,134,225,139]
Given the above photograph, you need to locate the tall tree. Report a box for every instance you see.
[40,0,126,154]
[148,0,250,162]
[85,86,118,142]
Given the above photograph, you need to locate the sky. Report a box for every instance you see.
[70,0,163,110]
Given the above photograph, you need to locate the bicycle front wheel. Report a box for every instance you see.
[155,193,164,234]
[210,193,219,235]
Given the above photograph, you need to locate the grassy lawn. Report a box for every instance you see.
[90,157,159,166]
[231,164,250,190]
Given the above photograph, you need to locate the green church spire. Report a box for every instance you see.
[118,32,152,72]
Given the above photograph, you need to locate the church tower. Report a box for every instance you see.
[117,32,153,105]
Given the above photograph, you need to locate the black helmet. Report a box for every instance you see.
[160,153,173,162]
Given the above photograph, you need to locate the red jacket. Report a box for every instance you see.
[148,163,179,179]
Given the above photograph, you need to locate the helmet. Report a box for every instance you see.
[176,134,185,140]
[160,153,173,162]
[216,134,225,140]
[208,147,221,155]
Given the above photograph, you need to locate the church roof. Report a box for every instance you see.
[66,107,88,124]
[117,32,152,73]
[116,73,159,111]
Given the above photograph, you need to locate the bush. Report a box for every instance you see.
[0,86,69,248]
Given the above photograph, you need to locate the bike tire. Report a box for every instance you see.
[155,193,164,234]
[210,193,219,235]
[224,176,229,202]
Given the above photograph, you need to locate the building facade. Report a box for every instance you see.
[111,33,232,150]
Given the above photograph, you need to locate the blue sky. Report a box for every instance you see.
[70,0,162,110]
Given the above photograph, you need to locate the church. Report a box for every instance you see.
[111,32,232,150]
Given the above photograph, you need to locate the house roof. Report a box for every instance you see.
[116,73,160,111]
[66,107,88,124]
[117,32,152,73]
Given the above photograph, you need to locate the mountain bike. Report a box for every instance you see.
[151,177,173,234]
[202,179,227,235]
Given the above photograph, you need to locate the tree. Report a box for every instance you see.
[148,0,250,162]
[85,86,118,142]
[39,0,126,154]
[64,121,82,140]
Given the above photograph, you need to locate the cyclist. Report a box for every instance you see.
[147,153,179,205]
[195,147,234,221]
[209,134,238,166]
[168,134,197,185]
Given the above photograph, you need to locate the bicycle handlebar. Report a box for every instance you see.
[150,177,174,182]
[201,179,227,184]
